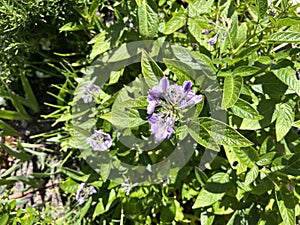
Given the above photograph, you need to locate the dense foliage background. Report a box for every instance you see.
[1,0,300,224]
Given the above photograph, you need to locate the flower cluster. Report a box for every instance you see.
[202,18,230,46]
[121,179,131,196]
[121,179,138,196]
[81,83,100,103]
[87,129,112,151]
[76,183,97,205]
[147,77,202,141]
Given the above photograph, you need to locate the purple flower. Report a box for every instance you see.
[121,179,138,196]
[76,183,97,205]
[121,179,131,196]
[179,89,203,109]
[163,80,202,110]
[201,29,213,35]
[148,113,175,142]
[82,83,100,103]
[161,176,171,187]
[147,77,169,114]
[87,130,112,151]
[147,77,202,141]
[207,34,218,45]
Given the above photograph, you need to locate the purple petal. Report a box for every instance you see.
[87,130,112,151]
[191,95,203,104]
[89,186,97,195]
[160,77,169,92]
[183,81,192,92]
[149,114,175,142]
[186,90,196,99]
[77,198,85,205]
[207,34,218,45]
[147,94,156,101]
[147,101,157,114]
[82,95,93,103]
[148,115,158,123]
[84,84,100,94]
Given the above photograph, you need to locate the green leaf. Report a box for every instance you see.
[256,152,276,166]
[59,22,87,31]
[88,0,101,22]
[100,162,111,182]
[60,178,79,193]
[224,146,256,175]
[0,214,9,225]
[187,18,210,45]
[233,66,261,77]
[220,12,237,52]
[222,75,243,109]
[160,200,176,222]
[193,172,230,208]
[256,0,268,18]
[231,99,263,120]
[89,32,111,59]
[268,32,300,43]
[163,8,186,35]
[293,120,300,129]
[93,190,116,218]
[89,24,123,59]
[230,45,260,65]
[278,18,300,28]
[244,165,259,185]
[141,50,163,87]
[189,117,252,150]
[163,58,195,82]
[108,69,124,85]
[100,110,147,128]
[136,0,158,38]
[188,0,214,17]
[79,197,92,221]
[275,100,295,141]
[273,67,300,97]
[276,186,296,225]
[0,143,31,162]
[93,199,106,218]
[194,167,208,186]
[235,22,247,47]
[237,99,279,130]
[200,211,215,225]
[174,200,184,222]
[0,109,31,120]
[60,167,89,182]
[0,120,18,136]
[192,52,217,74]
[251,72,289,98]
[21,74,39,113]
[212,199,235,215]
[188,120,220,151]
[224,146,248,174]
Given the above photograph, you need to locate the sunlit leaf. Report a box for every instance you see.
[273,67,300,97]
[256,0,268,18]
[163,8,186,35]
[189,117,253,148]
[268,32,300,43]
[136,0,158,38]
[101,110,147,128]
[193,172,229,208]
[222,75,243,109]
[231,99,263,120]
[275,100,295,141]
[276,186,296,225]
[141,50,163,87]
